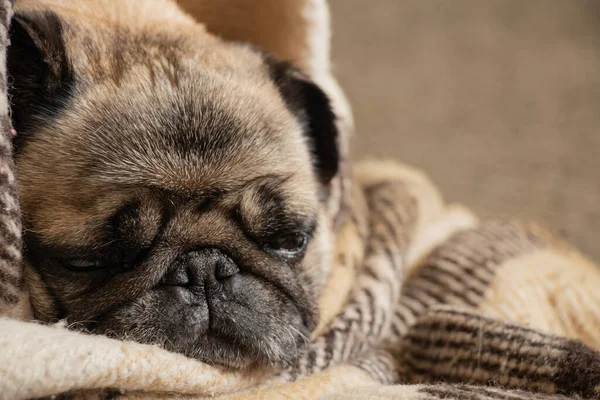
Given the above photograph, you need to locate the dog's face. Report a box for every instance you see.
[9,4,339,368]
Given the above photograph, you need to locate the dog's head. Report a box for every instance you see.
[9,0,344,368]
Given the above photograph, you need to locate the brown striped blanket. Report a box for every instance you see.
[2,0,600,399]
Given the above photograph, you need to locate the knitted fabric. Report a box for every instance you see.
[0,0,27,321]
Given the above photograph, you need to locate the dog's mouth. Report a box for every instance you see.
[27,235,318,369]
[90,284,311,368]
[83,251,314,369]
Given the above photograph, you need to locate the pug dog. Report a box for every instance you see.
[10,0,343,370]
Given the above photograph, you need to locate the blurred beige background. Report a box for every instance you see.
[329,0,600,260]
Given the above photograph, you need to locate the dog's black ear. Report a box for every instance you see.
[7,10,73,143]
[266,58,339,185]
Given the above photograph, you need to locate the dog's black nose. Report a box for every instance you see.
[162,249,239,287]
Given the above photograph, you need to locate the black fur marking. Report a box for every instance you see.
[264,56,339,184]
[7,10,75,154]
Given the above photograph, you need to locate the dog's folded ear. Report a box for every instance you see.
[7,10,73,140]
[177,0,353,227]
[267,59,339,185]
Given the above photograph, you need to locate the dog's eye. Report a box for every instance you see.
[61,259,102,270]
[265,233,307,256]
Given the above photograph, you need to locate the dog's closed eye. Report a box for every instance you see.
[263,232,307,258]
[61,259,100,270]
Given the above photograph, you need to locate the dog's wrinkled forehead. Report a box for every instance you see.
[51,68,312,193]
[10,4,340,194]
[15,27,313,193]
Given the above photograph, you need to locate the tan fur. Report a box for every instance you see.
[14,0,317,246]
[176,0,354,230]
[9,0,346,370]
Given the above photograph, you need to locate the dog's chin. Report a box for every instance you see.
[179,327,309,369]
[89,281,312,369]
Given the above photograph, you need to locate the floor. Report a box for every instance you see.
[329,0,600,260]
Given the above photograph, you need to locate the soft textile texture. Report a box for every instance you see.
[3,160,600,399]
[2,1,600,399]
[0,0,28,321]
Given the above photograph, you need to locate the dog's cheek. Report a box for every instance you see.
[94,291,172,347]
[23,261,58,321]
[299,214,334,309]
[220,275,309,364]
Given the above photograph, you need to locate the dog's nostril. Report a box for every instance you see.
[162,265,190,286]
[214,260,239,280]
[163,250,239,286]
